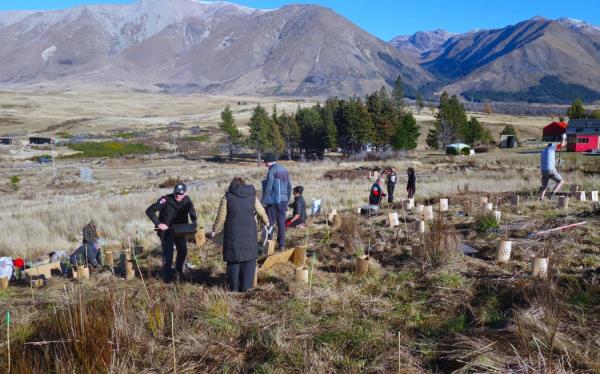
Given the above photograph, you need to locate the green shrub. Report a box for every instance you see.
[67,142,154,158]
[181,135,209,142]
[460,147,471,155]
[10,175,20,190]
[474,213,499,232]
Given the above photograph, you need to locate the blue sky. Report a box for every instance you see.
[1,0,599,41]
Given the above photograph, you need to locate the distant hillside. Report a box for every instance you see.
[391,17,600,104]
[0,0,434,97]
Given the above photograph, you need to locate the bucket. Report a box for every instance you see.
[293,247,306,268]
[414,219,425,233]
[532,257,549,278]
[388,212,400,227]
[439,198,449,212]
[496,240,512,263]
[482,203,494,213]
[0,277,8,289]
[77,266,90,279]
[493,210,502,222]
[295,267,309,283]
[558,196,569,209]
[125,262,135,280]
[424,206,433,220]
[591,191,599,202]
[267,240,276,256]
[415,203,424,214]
[195,227,206,246]
[406,199,415,210]
[356,255,369,276]
[480,196,489,205]
[356,207,362,214]
[511,195,520,207]
[578,191,586,202]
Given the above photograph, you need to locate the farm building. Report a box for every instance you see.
[542,121,567,142]
[0,137,15,145]
[499,134,517,148]
[566,119,600,152]
[29,136,53,145]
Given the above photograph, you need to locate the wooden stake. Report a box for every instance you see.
[130,237,151,304]
[6,311,10,374]
[171,311,176,374]
[307,253,316,315]
[398,331,401,374]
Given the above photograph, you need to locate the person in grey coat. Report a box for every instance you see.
[261,153,292,251]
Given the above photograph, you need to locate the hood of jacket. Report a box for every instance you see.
[228,184,255,198]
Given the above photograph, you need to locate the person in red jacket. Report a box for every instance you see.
[369,178,386,206]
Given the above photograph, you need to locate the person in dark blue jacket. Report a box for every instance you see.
[261,153,292,251]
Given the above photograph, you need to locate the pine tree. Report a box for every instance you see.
[464,116,491,145]
[248,105,273,165]
[426,92,467,149]
[416,92,424,115]
[320,103,338,150]
[392,112,420,150]
[218,105,242,160]
[392,75,404,113]
[278,112,301,159]
[567,98,586,119]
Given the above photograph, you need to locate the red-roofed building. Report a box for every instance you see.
[542,121,568,142]
[566,119,600,152]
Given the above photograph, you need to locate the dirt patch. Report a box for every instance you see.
[45,118,92,132]
[323,167,376,180]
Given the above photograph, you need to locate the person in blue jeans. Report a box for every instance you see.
[261,153,292,251]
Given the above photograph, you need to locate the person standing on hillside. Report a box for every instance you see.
[539,139,566,200]
[146,183,197,283]
[386,167,397,203]
[407,167,416,199]
[261,153,292,251]
[211,177,269,292]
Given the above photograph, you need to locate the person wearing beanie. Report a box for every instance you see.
[261,153,292,250]
[146,183,197,283]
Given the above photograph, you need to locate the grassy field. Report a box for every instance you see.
[0,91,598,373]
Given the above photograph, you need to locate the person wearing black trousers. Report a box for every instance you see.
[211,177,270,292]
[386,167,397,203]
[407,167,416,198]
[146,183,197,283]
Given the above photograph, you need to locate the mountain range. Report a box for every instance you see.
[0,0,599,104]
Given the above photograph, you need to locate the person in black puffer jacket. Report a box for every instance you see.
[211,177,270,292]
[146,183,197,283]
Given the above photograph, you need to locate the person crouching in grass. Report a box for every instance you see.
[286,186,307,229]
[211,177,270,292]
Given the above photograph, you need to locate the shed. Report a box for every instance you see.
[499,135,517,148]
[0,137,14,145]
[542,121,568,142]
[29,136,53,145]
[566,119,600,152]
